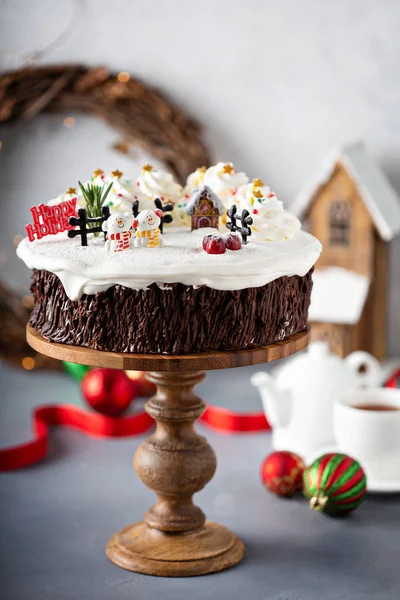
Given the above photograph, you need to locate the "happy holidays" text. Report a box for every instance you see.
[25,199,77,241]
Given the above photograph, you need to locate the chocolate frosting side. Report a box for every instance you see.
[29,269,313,354]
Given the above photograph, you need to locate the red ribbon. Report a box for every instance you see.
[0,403,269,472]
[2,369,397,472]
[202,405,269,433]
[385,368,400,389]
[0,405,153,472]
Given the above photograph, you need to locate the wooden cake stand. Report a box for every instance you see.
[27,325,309,577]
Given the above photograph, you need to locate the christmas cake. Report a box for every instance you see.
[17,164,321,354]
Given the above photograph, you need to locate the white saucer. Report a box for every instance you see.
[304,446,400,494]
[365,478,400,494]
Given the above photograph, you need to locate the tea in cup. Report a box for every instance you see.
[334,388,400,482]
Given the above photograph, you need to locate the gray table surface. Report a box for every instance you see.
[0,360,399,600]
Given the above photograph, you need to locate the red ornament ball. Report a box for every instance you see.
[82,368,136,417]
[261,451,305,497]
[125,370,156,397]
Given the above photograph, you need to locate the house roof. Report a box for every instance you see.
[291,142,400,241]
[185,185,225,215]
[309,267,370,325]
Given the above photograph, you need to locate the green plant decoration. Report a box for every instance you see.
[78,181,113,234]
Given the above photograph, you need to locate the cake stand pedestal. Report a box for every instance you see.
[27,325,309,577]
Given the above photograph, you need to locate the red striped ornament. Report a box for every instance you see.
[303,453,367,515]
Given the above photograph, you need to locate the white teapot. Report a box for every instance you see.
[251,342,383,458]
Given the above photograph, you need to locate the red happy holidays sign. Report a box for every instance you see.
[25,198,77,242]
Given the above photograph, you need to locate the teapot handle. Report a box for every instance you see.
[344,351,382,389]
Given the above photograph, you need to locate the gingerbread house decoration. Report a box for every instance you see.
[291,142,400,359]
[185,185,225,230]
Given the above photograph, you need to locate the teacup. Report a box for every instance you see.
[334,388,400,482]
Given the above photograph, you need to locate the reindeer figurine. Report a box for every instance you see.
[133,209,164,248]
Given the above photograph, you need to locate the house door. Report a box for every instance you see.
[198,216,211,228]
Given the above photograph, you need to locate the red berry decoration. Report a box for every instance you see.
[82,368,136,417]
[225,233,242,251]
[303,453,367,516]
[261,451,305,497]
[202,234,214,251]
[205,235,226,255]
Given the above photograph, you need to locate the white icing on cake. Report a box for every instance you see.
[235,182,301,241]
[49,173,137,214]
[105,175,137,212]
[185,166,207,193]
[136,165,182,205]
[45,166,300,241]
[172,200,192,228]
[203,162,249,208]
[17,227,321,301]
[183,162,249,210]
[48,190,86,209]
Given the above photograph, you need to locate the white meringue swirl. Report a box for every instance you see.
[184,166,207,193]
[203,162,249,208]
[48,190,85,209]
[235,182,301,242]
[136,165,182,204]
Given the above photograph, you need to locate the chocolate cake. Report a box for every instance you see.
[29,268,313,354]
[17,164,322,354]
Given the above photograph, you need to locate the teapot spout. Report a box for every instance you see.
[251,372,291,428]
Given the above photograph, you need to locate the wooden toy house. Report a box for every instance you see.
[291,143,400,359]
[185,185,225,230]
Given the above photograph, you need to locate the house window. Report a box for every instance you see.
[329,201,350,246]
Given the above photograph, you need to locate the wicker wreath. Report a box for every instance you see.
[0,64,210,368]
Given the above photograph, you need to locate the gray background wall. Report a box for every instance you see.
[0,0,399,354]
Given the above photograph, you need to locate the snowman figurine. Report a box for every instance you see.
[102,213,134,252]
[133,209,164,248]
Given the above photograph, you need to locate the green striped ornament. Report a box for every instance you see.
[303,453,367,516]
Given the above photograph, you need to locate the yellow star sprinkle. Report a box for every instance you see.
[111,169,123,179]
[141,164,153,173]
[93,168,104,178]
[221,163,234,175]
[253,189,264,199]
[253,178,264,188]
[197,166,207,174]
[66,187,77,195]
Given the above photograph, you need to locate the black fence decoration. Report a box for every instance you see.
[131,198,174,234]
[132,199,139,218]
[226,205,253,244]
[154,198,173,234]
[68,206,110,246]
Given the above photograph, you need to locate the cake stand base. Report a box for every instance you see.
[106,521,244,577]
[27,325,309,577]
